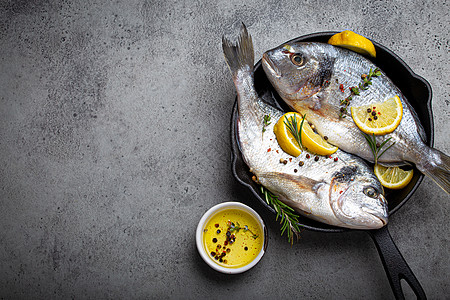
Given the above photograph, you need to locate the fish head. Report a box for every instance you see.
[262,42,335,103]
[329,166,388,229]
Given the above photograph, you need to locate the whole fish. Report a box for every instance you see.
[223,25,388,229]
[262,38,450,193]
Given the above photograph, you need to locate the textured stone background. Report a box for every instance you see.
[0,0,448,299]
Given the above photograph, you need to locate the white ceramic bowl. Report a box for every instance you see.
[196,202,267,274]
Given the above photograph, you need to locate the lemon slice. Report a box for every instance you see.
[274,112,338,157]
[301,118,338,156]
[351,95,403,135]
[328,30,376,58]
[273,112,303,157]
[374,164,414,189]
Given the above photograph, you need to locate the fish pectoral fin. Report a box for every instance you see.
[263,172,325,195]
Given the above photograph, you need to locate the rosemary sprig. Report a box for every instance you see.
[339,67,381,118]
[362,132,396,164]
[283,114,306,149]
[262,114,271,132]
[260,186,302,245]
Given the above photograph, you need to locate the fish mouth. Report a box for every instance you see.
[262,53,281,78]
[360,194,389,227]
[361,207,388,226]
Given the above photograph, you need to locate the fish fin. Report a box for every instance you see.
[417,148,450,194]
[222,23,254,77]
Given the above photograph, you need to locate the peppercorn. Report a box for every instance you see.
[376,142,381,148]
[299,161,304,166]
[212,238,217,243]
[211,251,216,256]
[294,169,298,173]
[216,229,221,234]
[215,224,219,228]
[314,156,319,161]
[371,111,376,116]
[368,118,372,121]
[306,154,310,159]
[373,115,378,120]
[283,160,288,165]
[244,247,248,251]
[324,136,328,140]
[367,108,372,113]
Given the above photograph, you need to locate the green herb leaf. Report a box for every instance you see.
[362,132,396,164]
[338,68,382,118]
[284,114,306,150]
[261,186,302,245]
[262,114,271,133]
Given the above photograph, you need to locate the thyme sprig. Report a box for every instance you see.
[362,132,396,164]
[339,68,381,118]
[262,114,271,133]
[261,186,302,245]
[284,114,307,149]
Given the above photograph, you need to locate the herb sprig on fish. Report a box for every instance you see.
[261,186,301,245]
[262,114,271,132]
[362,132,396,165]
[339,68,381,118]
[284,114,306,149]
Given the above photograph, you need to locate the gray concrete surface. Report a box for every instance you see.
[0,0,448,299]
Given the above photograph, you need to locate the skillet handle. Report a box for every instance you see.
[368,226,426,300]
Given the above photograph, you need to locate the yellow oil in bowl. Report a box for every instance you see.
[196,202,267,274]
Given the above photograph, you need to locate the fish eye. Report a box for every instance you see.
[291,53,305,66]
[363,187,377,198]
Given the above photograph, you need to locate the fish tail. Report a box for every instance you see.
[417,147,450,194]
[222,23,254,77]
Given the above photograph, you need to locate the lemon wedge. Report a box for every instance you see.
[274,112,338,157]
[328,30,376,58]
[374,164,414,189]
[301,118,338,156]
[273,112,303,157]
[351,95,403,135]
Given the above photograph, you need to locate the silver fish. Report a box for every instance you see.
[223,25,388,229]
[262,40,450,193]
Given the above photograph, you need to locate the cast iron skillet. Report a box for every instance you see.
[230,32,432,300]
